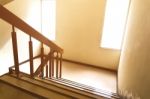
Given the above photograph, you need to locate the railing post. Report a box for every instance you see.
[11,26,19,77]
[49,51,52,78]
[56,52,59,78]
[40,43,44,78]
[59,53,62,78]
[51,51,54,77]
[46,64,48,78]
[29,36,34,78]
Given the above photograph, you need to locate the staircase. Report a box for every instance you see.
[0,5,119,99]
[0,74,71,99]
[0,72,119,99]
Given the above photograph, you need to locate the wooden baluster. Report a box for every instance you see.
[56,52,59,78]
[46,64,48,78]
[29,36,34,78]
[59,53,62,78]
[11,26,19,77]
[49,51,52,78]
[40,43,44,78]
[51,51,54,77]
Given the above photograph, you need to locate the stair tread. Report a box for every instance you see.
[11,72,107,98]
[36,77,111,99]
[0,74,72,99]
[0,73,119,99]
[48,77,118,97]
[20,75,93,99]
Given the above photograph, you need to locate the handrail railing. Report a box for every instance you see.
[0,5,63,53]
[0,5,63,79]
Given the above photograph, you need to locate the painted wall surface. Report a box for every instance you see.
[118,0,150,98]
[0,0,41,75]
[0,0,121,73]
[56,0,120,70]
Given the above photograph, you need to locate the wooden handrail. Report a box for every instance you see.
[0,5,63,53]
[0,5,63,78]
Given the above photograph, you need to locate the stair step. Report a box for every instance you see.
[46,77,119,98]
[19,75,93,99]
[41,77,119,99]
[0,74,73,99]
[11,72,113,98]
[0,73,119,99]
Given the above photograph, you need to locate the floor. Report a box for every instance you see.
[62,61,117,93]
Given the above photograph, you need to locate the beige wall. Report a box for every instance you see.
[0,0,41,75]
[118,0,150,98]
[0,0,121,74]
[56,0,120,70]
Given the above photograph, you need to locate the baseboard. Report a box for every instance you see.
[62,59,117,73]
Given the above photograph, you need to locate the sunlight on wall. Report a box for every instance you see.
[41,0,56,40]
[101,0,130,50]
[0,39,13,75]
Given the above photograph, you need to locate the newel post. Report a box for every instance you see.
[11,26,19,77]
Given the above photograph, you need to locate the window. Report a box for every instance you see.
[41,0,56,40]
[101,0,130,49]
